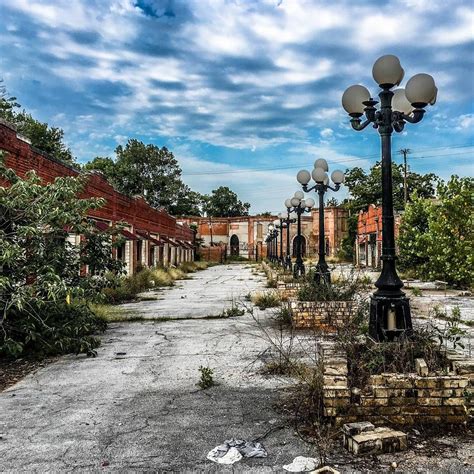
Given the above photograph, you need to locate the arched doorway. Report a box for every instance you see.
[292,235,306,258]
[230,234,239,256]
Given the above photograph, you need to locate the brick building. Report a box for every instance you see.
[355,204,401,269]
[179,205,348,261]
[0,120,194,274]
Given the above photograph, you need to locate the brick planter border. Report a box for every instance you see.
[319,341,474,426]
[289,300,354,332]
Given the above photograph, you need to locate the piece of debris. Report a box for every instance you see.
[311,467,340,474]
[206,438,267,465]
[283,456,318,472]
[343,422,407,455]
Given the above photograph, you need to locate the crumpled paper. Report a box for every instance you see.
[283,456,319,472]
[206,438,267,465]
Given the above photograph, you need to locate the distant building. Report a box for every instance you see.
[179,205,348,261]
[355,205,401,269]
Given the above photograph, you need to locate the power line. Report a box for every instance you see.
[182,148,473,176]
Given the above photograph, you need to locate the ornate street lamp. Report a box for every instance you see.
[276,214,287,266]
[342,54,437,342]
[282,201,297,270]
[297,159,344,284]
[266,224,274,262]
[287,191,315,278]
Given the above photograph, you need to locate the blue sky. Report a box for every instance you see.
[1,0,473,213]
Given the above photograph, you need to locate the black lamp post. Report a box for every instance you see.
[297,159,345,284]
[267,224,279,263]
[287,191,314,278]
[282,202,297,271]
[275,216,287,266]
[342,54,437,342]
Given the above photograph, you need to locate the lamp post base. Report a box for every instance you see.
[314,267,331,285]
[285,256,292,271]
[293,262,305,279]
[368,294,413,342]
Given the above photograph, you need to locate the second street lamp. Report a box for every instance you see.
[277,214,286,266]
[288,191,314,278]
[297,159,345,284]
[283,200,297,271]
[342,54,437,342]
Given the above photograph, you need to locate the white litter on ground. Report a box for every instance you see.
[206,438,267,465]
[283,456,319,472]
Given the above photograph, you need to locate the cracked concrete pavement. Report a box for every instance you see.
[0,264,313,472]
[118,264,268,319]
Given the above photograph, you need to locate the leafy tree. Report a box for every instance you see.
[14,112,75,165]
[0,80,75,166]
[256,211,273,217]
[203,186,250,217]
[340,161,438,261]
[0,79,19,121]
[326,197,339,207]
[84,140,204,215]
[0,155,124,358]
[169,184,203,216]
[344,162,438,212]
[398,176,474,287]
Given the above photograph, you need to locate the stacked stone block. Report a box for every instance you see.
[320,341,474,426]
[276,281,301,300]
[290,300,353,332]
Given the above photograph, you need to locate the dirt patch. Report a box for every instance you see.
[0,356,57,392]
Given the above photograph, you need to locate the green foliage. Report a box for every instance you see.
[252,291,281,309]
[84,141,204,215]
[343,161,438,212]
[0,158,124,357]
[0,81,75,166]
[431,305,467,350]
[398,176,474,287]
[298,272,367,302]
[198,366,215,389]
[202,186,250,217]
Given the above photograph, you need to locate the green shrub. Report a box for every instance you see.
[1,302,106,358]
[298,272,366,302]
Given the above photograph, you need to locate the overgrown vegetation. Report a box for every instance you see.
[398,176,473,287]
[252,291,281,309]
[298,271,370,302]
[198,366,215,389]
[0,158,124,358]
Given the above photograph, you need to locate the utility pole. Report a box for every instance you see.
[399,148,411,206]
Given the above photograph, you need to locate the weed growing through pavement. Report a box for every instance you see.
[198,366,215,389]
[252,291,281,309]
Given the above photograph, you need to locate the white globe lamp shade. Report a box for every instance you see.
[314,158,328,171]
[372,55,404,88]
[290,197,300,207]
[300,199,306,208]
[294,190,304,199]
[296,169,311,185]
[290,211,297,219]
[323,176,329,186]
[405,73,437,107]
[331,170,345,185]
[268,224,274,230]
[305,197,315,208]
[312,167,327,183]
[392,89,414,115]
[284,198,292,208]
[342,84,371,116]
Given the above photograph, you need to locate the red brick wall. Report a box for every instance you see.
[0,121,193,241]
